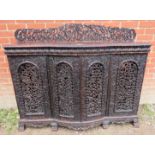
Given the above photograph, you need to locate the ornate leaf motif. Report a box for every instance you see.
[18,63,44,114]
[114,61,138,112]
[86,63,104,116]
[56,63,74,118]
[15,24,136,42]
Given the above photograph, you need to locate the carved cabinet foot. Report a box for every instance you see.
[18,123,26,132]
[132,118,139,128]
[51,122,58,131]
[102,120,110,129]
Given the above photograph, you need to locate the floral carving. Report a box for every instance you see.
[56,62,74,118]
[15,24,136,42]
[86,63,104,116]
[18,63,44,114]
[114,61,138,112]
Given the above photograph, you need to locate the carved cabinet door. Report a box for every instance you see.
[48,57,80,121]
[109,54,147,116]
[8,56,51,119]
[81,56,110,121]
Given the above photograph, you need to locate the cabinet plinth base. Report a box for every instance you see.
[18,115,138,131]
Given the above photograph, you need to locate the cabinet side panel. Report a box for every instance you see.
[109,54,147,116]
[7,55,51,119]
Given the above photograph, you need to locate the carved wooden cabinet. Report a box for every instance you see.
[4,24,151,131]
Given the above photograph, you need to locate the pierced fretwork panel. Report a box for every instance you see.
[56,62,74,118]
[86,63,105,117]
[114,61,138,112]
[18,63,44,114]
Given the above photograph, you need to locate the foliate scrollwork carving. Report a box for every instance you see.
[18,63,44,114]
[114,61,138,112]
[56,62,74,118]
[15,24,136,42]
[86,63,104,116]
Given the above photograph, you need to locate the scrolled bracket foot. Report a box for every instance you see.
[102,120,110,129]
[51,122,58,131]
[132,118,139,128]
[18,122,26,132]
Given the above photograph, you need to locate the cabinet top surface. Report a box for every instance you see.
[4,41,151,49]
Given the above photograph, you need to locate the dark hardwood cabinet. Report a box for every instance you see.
[4,24,151,131]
